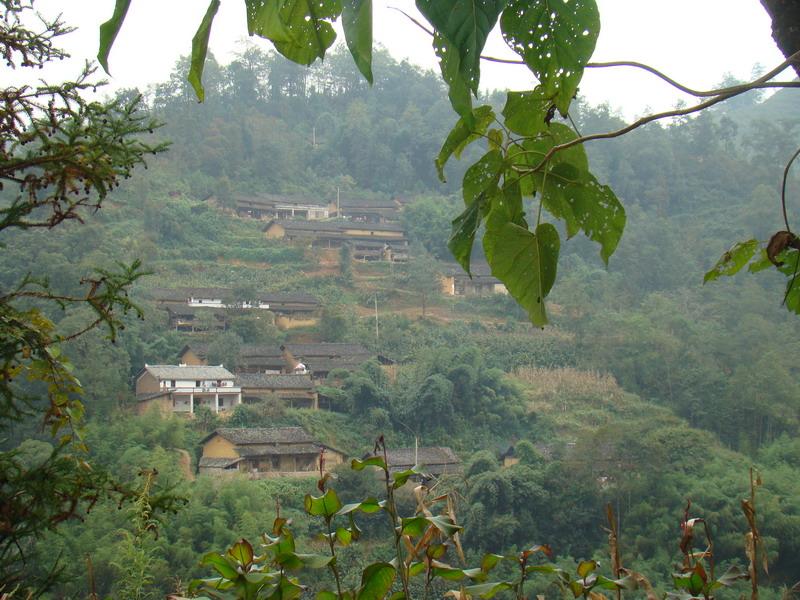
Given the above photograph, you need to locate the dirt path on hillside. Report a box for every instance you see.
[174,448,195,481]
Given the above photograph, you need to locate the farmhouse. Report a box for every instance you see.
[440,263,508,296]
[383,446,462,477]
[263,219,409,262]
[178,342,385,379]
[145,287,320,331]
[330,197,400,223]
[235,193,330,220]
[236,373,319,409]
[134,364,241,417]
[198,427,345,478]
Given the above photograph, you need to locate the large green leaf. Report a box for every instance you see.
[271,0,342,66]
[227,538,254,568]
[448,197,484,275]
[351,455,387,471]
[245,0,293,41]
[508,123,589,178]
[464,581,514,599]
[357,562,396,600]
[97,0,131,74]
[188,0,221,102]
[342,0,373,83]
[463,150,504,205]
[542,162,626,263]
[500,0,599,115]
[304,488,342,518]
[502,87,553,136]
[436,105,495,182]
[200,551,238,579]
[416,0,507,93]
[703,239,759,283]
[483,220,560,325]
[434,33,474,124]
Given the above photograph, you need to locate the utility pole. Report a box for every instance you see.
[337,186,340,218]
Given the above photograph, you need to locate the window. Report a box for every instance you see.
[170,380,176,387]
[196,380,201,387]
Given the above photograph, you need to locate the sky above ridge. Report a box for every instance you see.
[16,1,789,119]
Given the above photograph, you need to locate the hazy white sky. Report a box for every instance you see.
[20,1,789,118]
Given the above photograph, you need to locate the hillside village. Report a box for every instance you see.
[131,192,501,482]
[6,19,800,595]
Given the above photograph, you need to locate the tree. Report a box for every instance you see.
[101,0,800,325]
[0,1,176,589]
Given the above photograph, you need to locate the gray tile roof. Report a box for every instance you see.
[209,427,315,445]
[385,447,461,472]
[236,373,315,390]
[199,457,242,469]
[266,219,405,234]
[142,365,235,380]
[236,443,323,457]
[145,287,319,305]
[181,343,372,362]
[236,193,329,208]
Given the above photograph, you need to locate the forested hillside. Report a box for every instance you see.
[4,44,800,597]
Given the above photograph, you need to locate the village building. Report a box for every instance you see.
[198,427,345,478]
[440,264,508,296]
[329,197,400,223]
[134,364,241,417]
[235,373,319,409]
[383,447,462,477]
[145,287,320,331]
[235,193,330,220]
[178,342,388,379]
[263,219,409,262]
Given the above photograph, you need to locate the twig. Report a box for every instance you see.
[521,50,800,176]
[780,146,800,233]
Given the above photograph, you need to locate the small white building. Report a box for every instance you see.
[134,364,242,417]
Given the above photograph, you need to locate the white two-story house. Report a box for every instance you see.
[134,364,242,417]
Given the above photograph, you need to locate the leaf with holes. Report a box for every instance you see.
[245,0,292,41]
[417,0,507,94]
[542,162,626,264]
[483,219,559,325]
[502,87,553,136]
[463,150,504,205]
[188,0,221,102]
[501,0,599,115]
[704,239,759,283]
[271,0,342,66]
[434,33,474,124]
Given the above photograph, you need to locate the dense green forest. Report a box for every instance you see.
[4,34,800,599]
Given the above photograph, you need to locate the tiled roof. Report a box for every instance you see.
[145,287,319,305]
[142,365,235,380]
[385,447,461,471]
[265,219,405,234]
[236,443,322,457]
[236,373,315,390]
[337,197,398,209]
[236,193,328,208]
[207,427,315,445]
[199,457,242,469]
[181,343,372,361]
